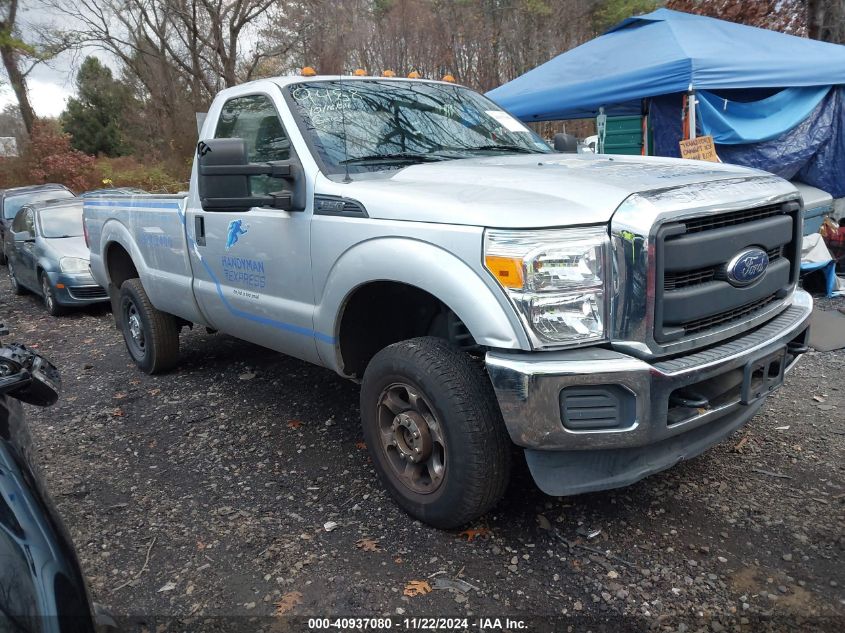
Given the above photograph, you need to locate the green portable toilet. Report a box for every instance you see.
[603,115,644,155]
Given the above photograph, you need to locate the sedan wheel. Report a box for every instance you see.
[8,261,24,296]
[41,275,64,316]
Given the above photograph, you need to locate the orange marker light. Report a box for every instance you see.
[484,256,524,289]
[407,71,421,79]
[442,74,456,83]
[353,68,367,76]
[301,66,317,76]
[382,69,396,77]
[55,283,65,289]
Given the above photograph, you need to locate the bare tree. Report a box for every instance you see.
[0,0,35,134]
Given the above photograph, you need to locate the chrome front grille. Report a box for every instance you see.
[609,175,803,359]
[655,201,800,342]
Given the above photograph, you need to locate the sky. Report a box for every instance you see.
[0,62,77,118]
[0,2,106,118]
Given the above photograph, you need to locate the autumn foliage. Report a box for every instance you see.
[0,119,187,193]
[21,120,99,191]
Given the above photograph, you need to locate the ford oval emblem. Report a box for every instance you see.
[726,248,769,287]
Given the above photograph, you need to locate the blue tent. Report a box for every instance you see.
[487,8,845,121]
[487,9,845,197]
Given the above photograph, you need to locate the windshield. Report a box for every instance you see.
[287,80,550,174]
[38,204,83,238]
[3,189,74,220]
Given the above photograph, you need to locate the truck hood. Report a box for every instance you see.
[320,154,777,228]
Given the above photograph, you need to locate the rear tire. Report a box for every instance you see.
[118,278,180,374]
[0,242,7,266]
[360,337,511,529]
[8,260,24,295]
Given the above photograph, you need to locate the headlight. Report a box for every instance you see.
[484,226,609,347]
[60,257,89,273]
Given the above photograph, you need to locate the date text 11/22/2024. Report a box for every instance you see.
[306,617,528,631]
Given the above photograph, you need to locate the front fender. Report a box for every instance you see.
[313,236,529,373]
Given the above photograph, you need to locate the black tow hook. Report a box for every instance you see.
[669,389,710,409]
[787,341,809,355]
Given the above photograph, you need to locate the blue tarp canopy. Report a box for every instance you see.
[487,8,845,121]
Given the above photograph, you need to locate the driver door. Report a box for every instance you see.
[185,92,319,364]
[11,208,37,290]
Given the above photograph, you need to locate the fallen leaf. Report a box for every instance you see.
[239,371,256,381]
[355,441,367,450]
[148,388,161,396]
[113,392,127,400]
[287,420,303,429]
[157,581,177,593]
[83,338,95,344]
[196,540,206,551]
[458,527,490,542]
[274,591,302,616]
[356,538,380,552]
[112,408,125,417]
[536,514,552,531]
[403,580,432,597]
[732,435,749,452]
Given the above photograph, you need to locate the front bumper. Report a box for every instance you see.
[486,289,813,496]
[45,271,109,306]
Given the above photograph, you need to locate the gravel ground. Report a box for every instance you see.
[1,271,843,631]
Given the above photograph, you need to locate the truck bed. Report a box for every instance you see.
[84,194,207,325]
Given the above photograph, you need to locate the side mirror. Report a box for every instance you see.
[0,344,60,407]
[14,231,34,243]
[196,138,306,213]
[553,133,578,153]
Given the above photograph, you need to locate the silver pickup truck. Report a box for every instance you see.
[84,75,812,528]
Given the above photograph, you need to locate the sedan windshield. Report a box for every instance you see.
[39,204,83,238]
[287,80,551,174]
[3,189,74,220]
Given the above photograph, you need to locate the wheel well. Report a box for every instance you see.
[105,243,139,289]
[338,281,478,378]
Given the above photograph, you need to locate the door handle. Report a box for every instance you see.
[195,215,206,247]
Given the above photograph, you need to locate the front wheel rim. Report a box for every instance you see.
[376,382,446,495]
[42,278,54,311]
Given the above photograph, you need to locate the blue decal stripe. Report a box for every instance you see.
[196,254,334,344]
[87,199,334,343]
[84,200,185,210]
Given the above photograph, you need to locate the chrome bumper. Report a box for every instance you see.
[486,290,812,453]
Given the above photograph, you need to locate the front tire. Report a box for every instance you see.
[118,278,180,374]
[360,337,511,529]
[41,274,65,316]
[8,260,24,295]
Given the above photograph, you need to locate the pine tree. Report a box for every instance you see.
[62,56,132,156]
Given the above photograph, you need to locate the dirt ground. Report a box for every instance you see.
[2,272,843,632]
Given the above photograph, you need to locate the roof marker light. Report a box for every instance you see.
[301,66,317,76]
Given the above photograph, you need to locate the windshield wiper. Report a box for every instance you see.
[459,144,541,154]
[340,152,449,165]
